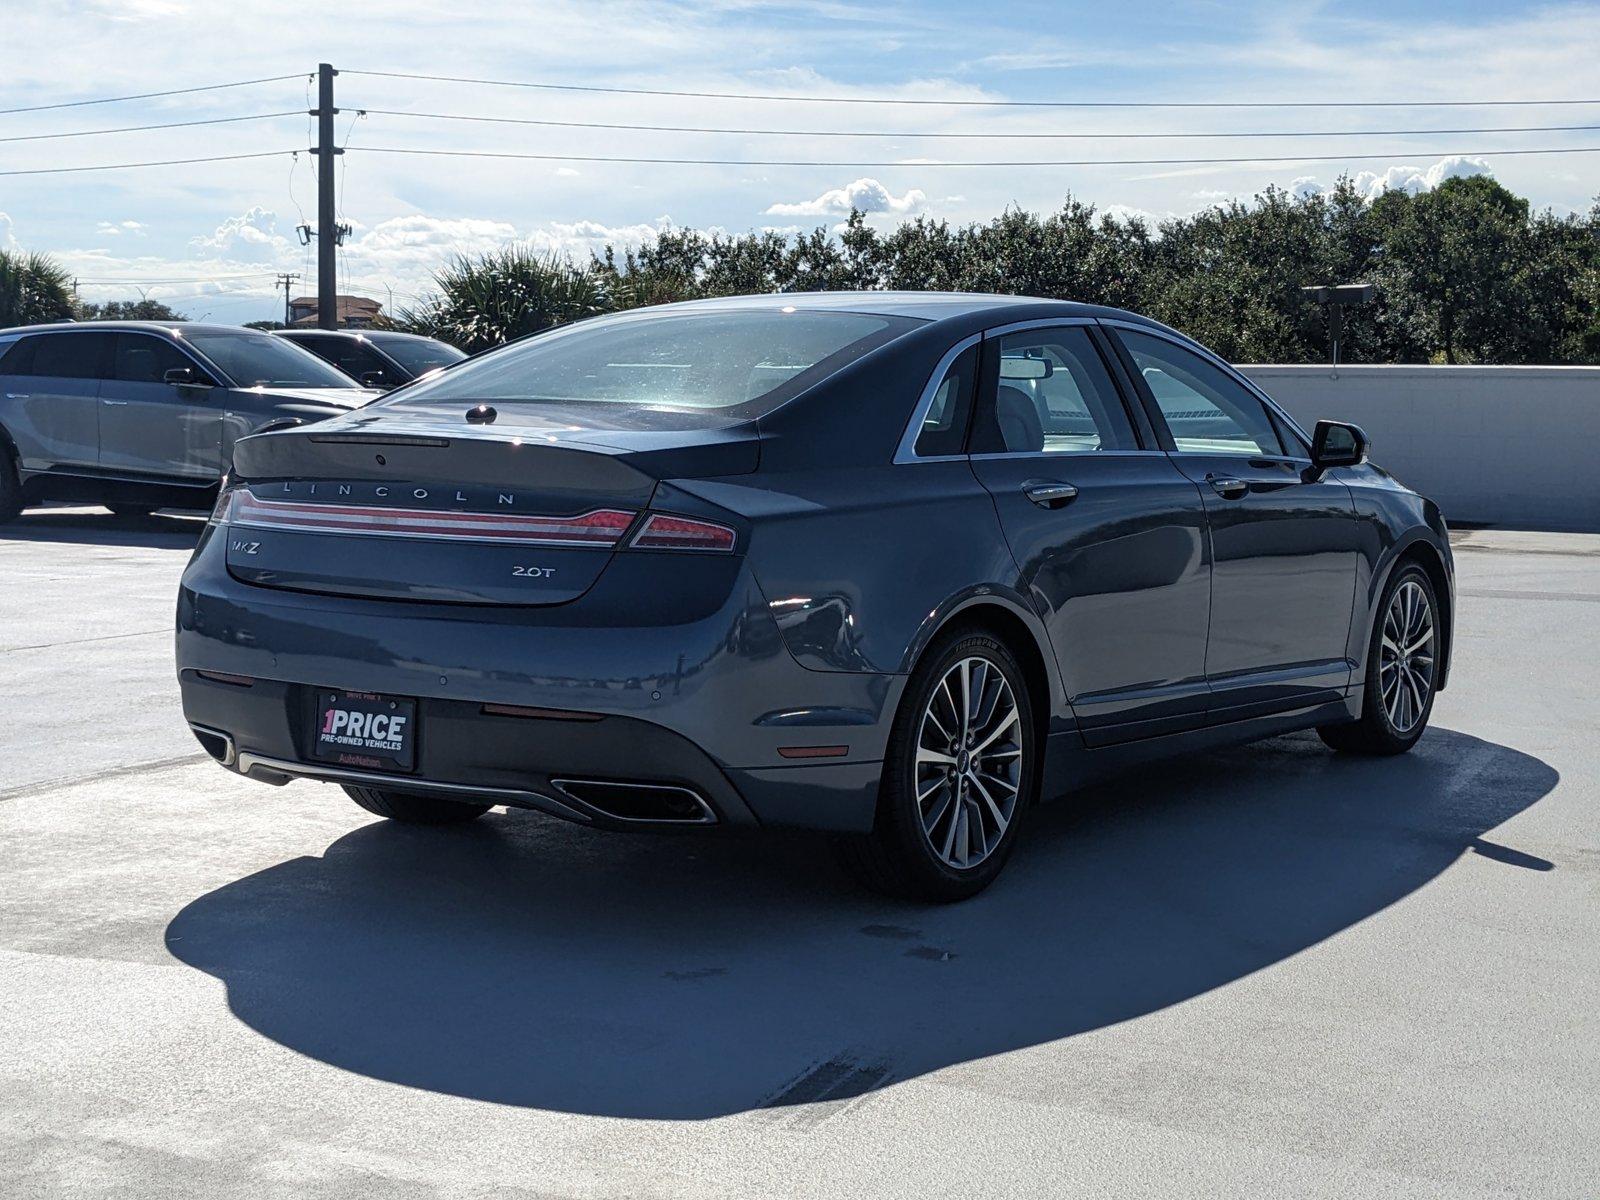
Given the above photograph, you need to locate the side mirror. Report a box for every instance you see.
[164,366,211,388]
[359,370,389,389]
[1308,419,1368,478]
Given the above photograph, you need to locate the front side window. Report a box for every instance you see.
[389,309,915,420]
[111,333,197,383]
[368,334,465,377]
[912,343,978,457]
[973,326,1138,455]
[1119,330,1283,457]
[296,336,391,382]
[181,331,356,389]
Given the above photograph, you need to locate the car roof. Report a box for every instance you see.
[277,329,439,344]
[630,291,1168,326]
[0,320,265,337]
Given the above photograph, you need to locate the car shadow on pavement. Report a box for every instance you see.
[165,726,1556,1120]
[0,508,204,550]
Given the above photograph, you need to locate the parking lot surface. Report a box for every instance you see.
[2,509,1597,1198]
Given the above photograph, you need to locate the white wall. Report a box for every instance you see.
[1238,364,1600,531]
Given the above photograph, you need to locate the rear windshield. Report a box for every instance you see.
[368,333,465,377]
[386,309,916,419]
[183,331,357,390]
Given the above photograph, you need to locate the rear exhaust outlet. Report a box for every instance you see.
[550,779,717,825]
[188,723,236,767]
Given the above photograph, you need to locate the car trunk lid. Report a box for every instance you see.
[221,406,756,605]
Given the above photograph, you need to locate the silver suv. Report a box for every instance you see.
[0,321,378,521]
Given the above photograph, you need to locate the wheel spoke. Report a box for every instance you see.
[972,707,1019,755]
[917,746,957,768]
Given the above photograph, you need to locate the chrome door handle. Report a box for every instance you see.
[101,398,129,406]
[1024,482,1079,508]
[4,393,29,400]
[1208,475,1249,499]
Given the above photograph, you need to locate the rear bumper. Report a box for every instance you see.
[176,527,900,832]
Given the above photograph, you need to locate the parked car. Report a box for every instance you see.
[274,329,466,390]
[0,322,380,521]
[177,294,1453,901]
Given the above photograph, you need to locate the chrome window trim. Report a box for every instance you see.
[967,448,1169,463]
[982,316,1098,339]
[892,332,982,465]
[1099,317,1316,453]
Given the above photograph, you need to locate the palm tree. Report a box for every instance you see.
[393,247,610,353]
[0,250,76,328]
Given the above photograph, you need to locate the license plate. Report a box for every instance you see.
[311,689,416,772]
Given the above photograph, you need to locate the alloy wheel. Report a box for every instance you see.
[914,655,1024,870]
[1379,579,1435,734]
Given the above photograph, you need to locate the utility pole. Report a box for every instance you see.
[275,272,300,326]
[312,63,341,330]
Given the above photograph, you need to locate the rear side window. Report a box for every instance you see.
[111,333,196,383]
[913,344,978,457]
[973,326,1138,455]
[390,309,917,420]
[1119,330,1283,456]
[0,336,34,374]
[292,335,389,381]
[19,332,112,380]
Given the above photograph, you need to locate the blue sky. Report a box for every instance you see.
[2,0,1597,324]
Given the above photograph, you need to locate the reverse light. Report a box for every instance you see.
[629,513,737,553]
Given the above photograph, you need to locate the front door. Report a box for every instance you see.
[1109,326,1359,720]
[967,322,1212,745]
[100,332,223,480]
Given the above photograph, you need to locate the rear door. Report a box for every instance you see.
[100,332,223,480]
[965,320,1212,744]
[1106,324,1359,719]
[0,332,109,470]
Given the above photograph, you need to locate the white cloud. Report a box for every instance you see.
[1290,156,1494,203]
[0,212,17,252]
[765,178,927,218]
[188,206,288,258]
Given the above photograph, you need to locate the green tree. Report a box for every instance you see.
[0,249,76,327]
[79,298,187,321]
[393,246,610,353]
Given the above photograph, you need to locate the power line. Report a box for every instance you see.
[0,150,292,177]
[345,69,1600,109]
[358,107,1600,141]
[0,74,306,116]
[350,143,1600,169]
[74,272,281,284]
[0,111,303,144]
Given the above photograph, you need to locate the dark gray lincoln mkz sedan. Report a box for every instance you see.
[178,293,1453,900]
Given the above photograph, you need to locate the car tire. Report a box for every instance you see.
[342,784,492,824]
[0,449,21,524]
[1318,562,1440,756]
[835,628,1037,903]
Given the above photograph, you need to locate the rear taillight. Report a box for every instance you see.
[209,479,242,525]
[629,513,737,553]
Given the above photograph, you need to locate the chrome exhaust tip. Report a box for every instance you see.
[549,779,717,825]
[188,723,236,767]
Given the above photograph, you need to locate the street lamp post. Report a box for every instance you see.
[1302,282,1376,367]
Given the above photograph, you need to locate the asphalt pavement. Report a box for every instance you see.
[1,508,1596,1198]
